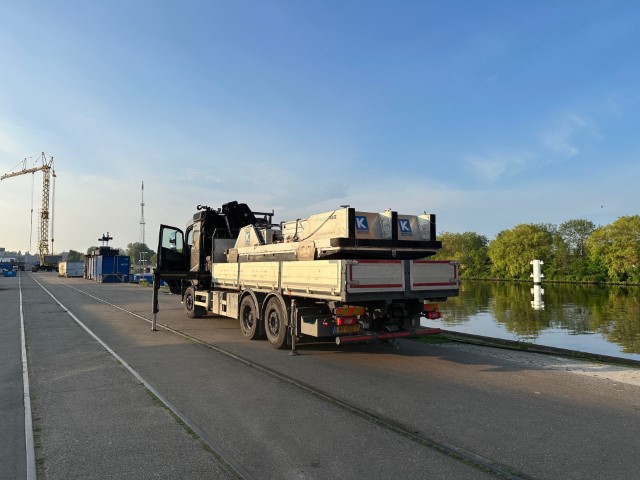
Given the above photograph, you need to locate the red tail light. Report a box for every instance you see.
[426,311,442,319]
[336,316,357,326]
[424,302,439,312]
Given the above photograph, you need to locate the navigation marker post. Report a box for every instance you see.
[530,259,545,310]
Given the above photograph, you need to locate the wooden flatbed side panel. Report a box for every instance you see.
[346,260,405,294]
[280,260,342,296]
[212,263,239,287]
[238,262,280,289]
[410,260,458,291]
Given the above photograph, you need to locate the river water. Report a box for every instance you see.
[425,281,640,362]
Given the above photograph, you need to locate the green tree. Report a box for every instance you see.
[126,242,156,269]
[67,249,84,262]
[530,223,571,279]
[559,219,596,257]
[434,232,489,277]
[586,216,640,283]
[488,224,553,279]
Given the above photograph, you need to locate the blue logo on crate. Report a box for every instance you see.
[355,216,369,234]
[398,219,413,236]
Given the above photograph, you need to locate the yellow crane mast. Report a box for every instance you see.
[1,152,56,264]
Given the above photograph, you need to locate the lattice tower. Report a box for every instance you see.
[139,181,146,246]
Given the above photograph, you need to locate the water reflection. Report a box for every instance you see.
[531,285,544,311]
[428,281,640,360]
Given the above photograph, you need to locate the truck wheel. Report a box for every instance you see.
[239,295,260,340]
[264,297,288,349]
[184,286,205,318]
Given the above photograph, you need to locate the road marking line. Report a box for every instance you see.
[30,274,253,480]
[19,273,37,480]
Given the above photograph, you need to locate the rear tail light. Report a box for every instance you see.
[336,316,357,326]
[423,302,439,312]
[426,311,442,319]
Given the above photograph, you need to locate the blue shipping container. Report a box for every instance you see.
[133,273,154,283]
[95,255,130,283]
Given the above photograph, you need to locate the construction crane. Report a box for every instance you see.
[1,152,56,265]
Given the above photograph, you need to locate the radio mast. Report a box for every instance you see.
[139,181,146,246]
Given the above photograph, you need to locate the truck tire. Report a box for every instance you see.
[264,296,288,349]
[184,286,206,318]
[239,294,260,340]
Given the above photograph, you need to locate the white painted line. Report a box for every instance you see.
[19,273,37,480]
[30,275,253,480]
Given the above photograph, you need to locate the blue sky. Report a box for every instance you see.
[1,1,639,253]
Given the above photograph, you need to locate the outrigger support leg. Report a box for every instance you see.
[289,299,300,356]
[151,269,160,332]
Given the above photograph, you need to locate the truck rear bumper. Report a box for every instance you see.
[334,327,441,345]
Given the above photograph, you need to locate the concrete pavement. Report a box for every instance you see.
[22,273,489,480]
[4,274,235,479]
[4,272,640,479]
[0,275,27,479]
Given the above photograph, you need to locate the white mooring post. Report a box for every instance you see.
[530,260,545,310]
[530,259,544,284]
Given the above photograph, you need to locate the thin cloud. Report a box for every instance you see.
[464,152,531,183]
[540,113,593,160]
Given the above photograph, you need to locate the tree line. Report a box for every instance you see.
[432,215,640,284]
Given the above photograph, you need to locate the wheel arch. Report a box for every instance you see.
[183,283,205,318]
[261,292,290,326]
[181,279,194,300]
[262,292,291,349]
[241,289,264,336]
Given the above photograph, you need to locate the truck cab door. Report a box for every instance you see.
[157,225,188,295]
[157,224,188,272]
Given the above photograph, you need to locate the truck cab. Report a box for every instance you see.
[158,202,272,295]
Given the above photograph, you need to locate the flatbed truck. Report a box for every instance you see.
[153,202,458,349]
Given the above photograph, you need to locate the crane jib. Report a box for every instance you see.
[0,152,57,265]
